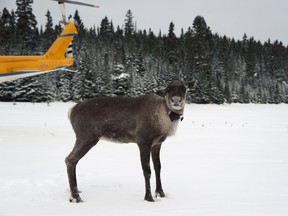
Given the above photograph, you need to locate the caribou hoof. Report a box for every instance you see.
[155,190,166,198]
[69,196,83,203]
[144,194,155,202]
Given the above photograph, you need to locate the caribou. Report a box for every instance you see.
[65,80,195,202]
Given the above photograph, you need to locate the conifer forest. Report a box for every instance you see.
[1,0,288,104]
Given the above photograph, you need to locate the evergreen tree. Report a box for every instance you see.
[42,10,56,50]
[58,72,72,102]
[166,22,177,63]
[191,16,214,103]
[244,37,257,80]
[0,10,6,54]
[123,9,137,63]
[216,35,232,103]
[73,10,85,39]
[163,22,181,80]
[0,8,17,54]
[15,0,38,54]
[124,9,134,37]
[99,16,114,44]
[0,81,16,101]
[113,26,125,64]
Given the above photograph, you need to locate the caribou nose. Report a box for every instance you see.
[171,96,182,104]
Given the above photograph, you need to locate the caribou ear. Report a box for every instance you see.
[185,80,196,89]
[154,89,166,97]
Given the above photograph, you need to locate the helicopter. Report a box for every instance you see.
[0,0,99,83]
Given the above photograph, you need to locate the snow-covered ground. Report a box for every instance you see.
[1,102,288,216]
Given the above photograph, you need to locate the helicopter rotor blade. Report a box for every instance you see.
[50,0,100,8]
[58,1,67,24]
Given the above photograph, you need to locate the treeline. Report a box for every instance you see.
[1,0,288,103]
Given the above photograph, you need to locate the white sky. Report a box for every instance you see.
[1,0,288,45]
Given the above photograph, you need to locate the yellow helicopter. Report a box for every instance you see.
[0,0,99,83]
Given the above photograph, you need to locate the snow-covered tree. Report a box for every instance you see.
[1,4,288,104]
[15,0,38,54]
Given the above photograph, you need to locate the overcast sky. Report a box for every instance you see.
[1,0,288,45]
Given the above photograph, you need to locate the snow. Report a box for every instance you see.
[113,73,130,80]
[1,102,288,216]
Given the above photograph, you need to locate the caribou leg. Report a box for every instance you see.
[138,144,154,202]
[151,143,165,198]
[65,137,99,202]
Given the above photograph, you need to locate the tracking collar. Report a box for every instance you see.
[164,100,184,122]
[169,111,184,122]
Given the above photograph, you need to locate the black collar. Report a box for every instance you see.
[164,100,184,122]
[169,111,184,122]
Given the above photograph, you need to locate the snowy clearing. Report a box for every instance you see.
[0,102,288,216]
